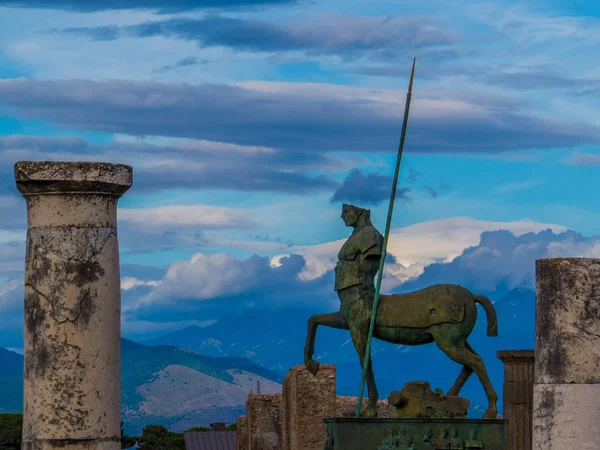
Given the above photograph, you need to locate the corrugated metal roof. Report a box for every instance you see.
[184,431,237,450]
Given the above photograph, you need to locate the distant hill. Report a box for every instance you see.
[0,347,23,413]
[0,339,282,435]
[0,288,536,431]
[146,288,537,416]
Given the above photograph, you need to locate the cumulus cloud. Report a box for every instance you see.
[55,14,456,62]
[121,276,160,291]
[1,79,598,154]
[117,217,599,336]
[0,279,23,343]
[0,0,293,12]
[263,217,568,287]
[402,228,600,294]
[124,252,334,326]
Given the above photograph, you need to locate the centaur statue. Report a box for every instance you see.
[303,203,499,419]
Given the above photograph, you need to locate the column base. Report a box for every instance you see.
[533,383,600,449]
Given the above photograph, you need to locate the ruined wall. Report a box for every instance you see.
[533,258,600,449]
[282,365,336,450]
[237,365,396,450]
[235,416,247,450]
[497,350,534,450]
[245,394,282,450]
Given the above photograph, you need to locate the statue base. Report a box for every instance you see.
[323,417,505,450]
[388,381,470,419]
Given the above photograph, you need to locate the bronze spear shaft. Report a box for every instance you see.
[356,57,416,417]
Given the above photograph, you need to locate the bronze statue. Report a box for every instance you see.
[303,204,499,419]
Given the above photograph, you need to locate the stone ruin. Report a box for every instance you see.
[237,259,600,450]
[13,160,600,450]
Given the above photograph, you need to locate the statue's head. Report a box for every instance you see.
[341,204,371,227]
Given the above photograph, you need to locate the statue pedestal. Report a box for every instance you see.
[323,418,505,450]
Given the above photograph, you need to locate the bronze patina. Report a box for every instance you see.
[303,203,499,419]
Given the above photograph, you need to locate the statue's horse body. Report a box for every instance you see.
[303,283,499,419]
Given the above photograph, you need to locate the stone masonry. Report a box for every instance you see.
[245,394,283,450]
[16,161,132,450]
[533,258,600,449]
[497,350,534,450]
[237,364,394,450]
[282,364,336,450]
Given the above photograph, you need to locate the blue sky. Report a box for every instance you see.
[1,0,600,347]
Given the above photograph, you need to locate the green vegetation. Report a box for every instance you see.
[0,413,22,450]
[1,415,234,450]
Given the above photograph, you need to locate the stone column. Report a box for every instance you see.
[533,258,600,449]
[497,350,534,450]
[15,161,132,450]
[281,364,336,450]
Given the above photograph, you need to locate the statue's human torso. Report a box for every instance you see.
[335,225,383,293]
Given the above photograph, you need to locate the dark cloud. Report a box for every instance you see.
[54,14,456,61]
[353,63,600,93]
[1,79,598,154]
[0,135,339,197]
[154,56,209,74]
[0,0,293,13]
[331,169,408,206]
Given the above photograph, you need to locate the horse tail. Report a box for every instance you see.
[473,294,498,337]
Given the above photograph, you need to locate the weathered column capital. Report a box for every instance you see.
[14,161,132,197]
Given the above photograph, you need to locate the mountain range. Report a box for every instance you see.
[144,287,536,415]
[0,339,283,435]
[0,287,536,433]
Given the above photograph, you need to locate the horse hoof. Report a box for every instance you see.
[483,409,498,419]
[362,407,378,418]
[306,359,320,376]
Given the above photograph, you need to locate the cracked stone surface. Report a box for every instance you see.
[535,258,600,384]
[17,161,132,450]
[533,258,600,450]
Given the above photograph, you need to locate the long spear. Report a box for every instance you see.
[356,58,416,417]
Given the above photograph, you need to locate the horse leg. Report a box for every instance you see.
[349,323,379,417]
[304,311,348,376]
[434,336,498,419]
[447,342,477,396]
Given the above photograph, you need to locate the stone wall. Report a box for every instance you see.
[235,416,247,450]
[245,394,282,450]
[237,365,396,450]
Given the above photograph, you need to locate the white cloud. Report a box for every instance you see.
[121,276,160,290]
[0,279,20,313]
[119,204,260,229]
[268,216,568,286]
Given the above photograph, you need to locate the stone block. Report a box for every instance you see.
[246,394,282,450]
[282,364,336,450]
